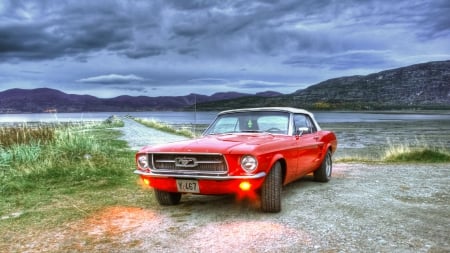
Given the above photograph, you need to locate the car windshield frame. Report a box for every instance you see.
[203,111,290,135]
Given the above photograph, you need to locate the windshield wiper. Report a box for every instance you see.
[240,130,263,133]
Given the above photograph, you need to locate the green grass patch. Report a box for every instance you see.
[383,145,450,163]
[0,124,55,147]
[385,149,450,163]
[336,140,450,163]
[131,117,195,138]
[0,118,152,234]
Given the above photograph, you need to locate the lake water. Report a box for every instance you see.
[0,111,449,124]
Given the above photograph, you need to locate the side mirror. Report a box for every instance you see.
[296,127,309,136]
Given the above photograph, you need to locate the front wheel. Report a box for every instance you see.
[314,150,332,182]
[261,162,282,213]
[154,189,182,205]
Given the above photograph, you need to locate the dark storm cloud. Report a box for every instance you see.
[0,0,449,97]
[166,0,217,10]
[416,0,450,39]
[1,0,447,63]
[124,45,166,59]
[0,1,133,61]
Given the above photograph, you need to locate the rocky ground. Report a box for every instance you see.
[106,163,448,253]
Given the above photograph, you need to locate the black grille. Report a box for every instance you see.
[151,153,228,175]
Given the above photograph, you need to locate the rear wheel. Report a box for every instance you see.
[261,162,282,213]
[314,150,332,182]
[154,189,182,205]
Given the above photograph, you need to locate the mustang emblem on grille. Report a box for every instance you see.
[175,157,198,167]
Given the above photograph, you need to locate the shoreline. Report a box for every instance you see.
[1,109,450,115]
[2,117,449,162]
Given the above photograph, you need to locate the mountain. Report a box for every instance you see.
[0,88,100,113]
[0,88,279,113]
[289,60,450,110]
[195,60,450,110]
[1,60,448,113]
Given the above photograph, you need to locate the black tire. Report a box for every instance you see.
[314,150,332,182]
[154,189,182,205]
[261,162,282,213]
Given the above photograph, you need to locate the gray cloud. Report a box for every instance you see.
[231,80,288,90]
[0,0,449,97]
[1,0,447,62]
[77,74,146,84]
[124,45,166,59]
[188,78,229,84]
[283,50,393,70]
[0,1,133,61]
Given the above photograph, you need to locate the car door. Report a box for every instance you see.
[294,114,322,175]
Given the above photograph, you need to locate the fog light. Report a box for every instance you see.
[143,178,150,186]
[239,181,251,191]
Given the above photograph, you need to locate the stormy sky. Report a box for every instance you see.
[0,0,449,98]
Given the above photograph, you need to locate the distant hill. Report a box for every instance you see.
[0,88,281,113]
[196,60,450,110]
[1,60,449,113]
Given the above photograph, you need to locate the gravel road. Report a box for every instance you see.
[118,117,189,150]
[113,117,450,252]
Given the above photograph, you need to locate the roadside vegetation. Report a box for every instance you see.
[0,119,151,239]
[130,116,196,138]
[383,141,450,163]
[336,141,450,163]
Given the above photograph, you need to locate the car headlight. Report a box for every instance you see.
[137,154,149,169]
[240,155,258,173]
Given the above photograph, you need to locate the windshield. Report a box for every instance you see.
[203,111,289,135]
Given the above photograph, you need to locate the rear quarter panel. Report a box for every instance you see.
[319,131,338,154]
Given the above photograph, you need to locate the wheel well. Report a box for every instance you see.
[327,144,334,153]
[277,159,287,184]
[327,146,333,154]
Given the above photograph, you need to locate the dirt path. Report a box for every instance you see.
[118,117,189,150]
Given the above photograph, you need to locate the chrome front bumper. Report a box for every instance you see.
[134,170,266,180]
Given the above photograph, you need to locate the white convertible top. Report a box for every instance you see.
[218,107,321,131]
[219,107,311,115]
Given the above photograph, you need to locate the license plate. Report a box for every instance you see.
[176,179,200,193]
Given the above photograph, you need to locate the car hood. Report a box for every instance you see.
[139,133,283,154]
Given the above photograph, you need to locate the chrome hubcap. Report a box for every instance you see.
[326,153,331,176]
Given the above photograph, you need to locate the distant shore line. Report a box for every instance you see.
[1,109,449,115]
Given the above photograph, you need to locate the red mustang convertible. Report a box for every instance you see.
[135,107,337,212]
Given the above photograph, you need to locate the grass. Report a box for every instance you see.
[383,141,450,163]
[131,116,196,138]
[0,119,153,239]
[0,124,55,147]
[335,139,450,163]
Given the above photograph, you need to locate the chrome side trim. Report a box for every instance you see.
[134,170,266,180]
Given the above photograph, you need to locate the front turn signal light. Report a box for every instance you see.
[239,181,252,191]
